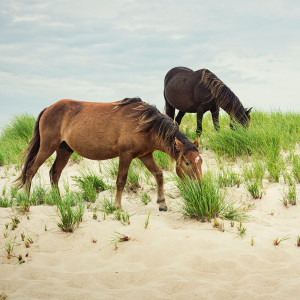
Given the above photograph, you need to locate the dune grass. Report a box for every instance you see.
[1,110,299,169]
[0,113,35,165]
[72,168,108,202]
[180,111,300,159]
[217,166,241,187]
[0,112,82,166]
[174,171,247,222]
[291,154,300,183]
[51,189,84,232]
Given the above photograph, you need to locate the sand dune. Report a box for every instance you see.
[1,151,300,299]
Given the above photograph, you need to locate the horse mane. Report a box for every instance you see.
[114,97,143,109]
[200,69,244,114]
[114,98,197,158]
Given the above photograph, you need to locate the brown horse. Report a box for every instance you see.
[164,67,252,135]
[16,98,203,211]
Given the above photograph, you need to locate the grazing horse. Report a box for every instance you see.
[164,67,252,135]
[16,98,203,211]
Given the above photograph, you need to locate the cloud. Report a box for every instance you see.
[0,0,299,128]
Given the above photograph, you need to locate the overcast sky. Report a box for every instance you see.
[0,0,299,128]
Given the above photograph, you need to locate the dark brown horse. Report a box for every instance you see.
[164,67,252,135]
[16,98,203,211]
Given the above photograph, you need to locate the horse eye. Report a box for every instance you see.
[185,161,190,166]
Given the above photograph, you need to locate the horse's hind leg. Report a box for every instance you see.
[175,111,186,125]
[24,142,60,194]
[164,98,175,120]
[139,152,167,211]
[49,142,73,192]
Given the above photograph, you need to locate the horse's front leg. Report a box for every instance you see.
[115,155,132,210]
[138,152,167,211]
[196,110,204,136]
[211,107,220,131]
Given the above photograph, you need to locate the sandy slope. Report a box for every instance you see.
[1,151,300,300]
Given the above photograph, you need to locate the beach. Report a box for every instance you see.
[1,150,300,299]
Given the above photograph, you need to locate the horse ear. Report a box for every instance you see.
[246,107,253,114]
[175,138,184,152]
[193,136,200,149]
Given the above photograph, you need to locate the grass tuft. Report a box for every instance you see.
[100,195,116,214]
[53,190,84,232]
[0,113,35,164]
[174,171,247,222]
[72,169,108,202]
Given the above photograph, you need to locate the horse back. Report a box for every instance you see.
[164,67,211,112]
[39,99,151,160]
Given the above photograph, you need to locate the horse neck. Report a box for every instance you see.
[218,97,245,121]
[150,132,179,161]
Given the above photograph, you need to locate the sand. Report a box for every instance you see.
[1,150,300,300]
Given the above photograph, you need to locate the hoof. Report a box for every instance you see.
[159,206,168,212]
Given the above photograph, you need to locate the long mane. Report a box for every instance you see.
[200,69,244,114]
[114,98,197,158]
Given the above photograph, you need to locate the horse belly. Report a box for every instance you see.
[65,130,119,161]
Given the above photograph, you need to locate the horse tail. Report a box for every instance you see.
[15,108,47,188]
[200,69,242,113]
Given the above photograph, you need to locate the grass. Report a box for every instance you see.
[291,154,300,183]
[126,161,141,192]
[16,191,31,212]
[281,183,297,206]
[106,158,119,179]
[244,180,263,199]
[5,236,18,259]
[0,113,35,164]
[100,195,116,214]
[52,189,84,232]
[145,210,151,229]
[174,171,247,222]
[273,236,289,246]
[217,166,241,187]
[30,185,47,205]
[141,192,152,205]
[243,160,266,185]
[153,150,171,170]
[0,195,13,208]
[180,111,300,160]
[114,209,131,225]
[110,232,131,244]
[72,168,108,202]
[243,160,265,199]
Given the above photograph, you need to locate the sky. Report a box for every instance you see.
[0,0,300,128]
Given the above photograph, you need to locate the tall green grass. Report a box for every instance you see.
[1,110,299,167]
[291,155,300,183]
[72,169,108,202]
[180,111,300,159]
[0,113,82,165]
[52,189,84,232]
[0,113,35,164]
[174,171,246,222]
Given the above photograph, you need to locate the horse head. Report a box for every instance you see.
[175,136,203,182]
[239,107,252,127]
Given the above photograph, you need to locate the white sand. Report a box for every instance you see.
[1,151,300,299]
